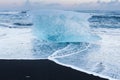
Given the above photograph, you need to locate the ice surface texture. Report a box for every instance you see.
[31,10,100,43]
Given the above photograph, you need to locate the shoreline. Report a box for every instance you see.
[0,59,108,80]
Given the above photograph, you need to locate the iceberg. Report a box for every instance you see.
[31,9,100,43]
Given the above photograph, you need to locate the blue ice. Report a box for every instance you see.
[31,10,101,43]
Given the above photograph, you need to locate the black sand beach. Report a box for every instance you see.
[0,59,108,80]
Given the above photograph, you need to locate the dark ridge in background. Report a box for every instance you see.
[0,59,108,80]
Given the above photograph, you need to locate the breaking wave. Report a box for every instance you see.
[31,9,101,43]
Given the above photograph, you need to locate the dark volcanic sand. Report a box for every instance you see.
[0,59,108,80]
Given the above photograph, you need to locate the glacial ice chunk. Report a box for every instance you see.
[31,9,100,43]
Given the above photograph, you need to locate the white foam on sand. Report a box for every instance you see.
[0,27,34,59]
[48,28,120,80]
[48,58,116,80]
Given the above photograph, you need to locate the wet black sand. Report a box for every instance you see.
[0,59,108,80]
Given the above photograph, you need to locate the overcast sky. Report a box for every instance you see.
[0,0,120,11]
[0,0,113,5]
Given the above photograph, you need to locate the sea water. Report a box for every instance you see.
[0,10,120,80]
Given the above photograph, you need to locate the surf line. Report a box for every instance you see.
[48,43,91,59]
